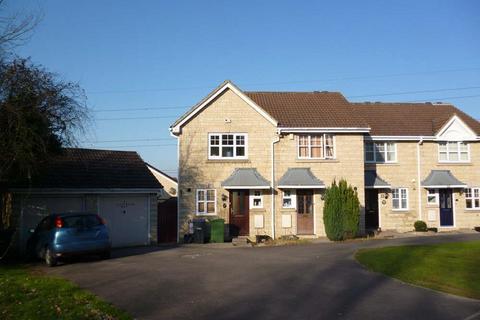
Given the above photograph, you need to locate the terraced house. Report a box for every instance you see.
[170,80,480,241]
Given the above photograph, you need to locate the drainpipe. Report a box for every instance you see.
[417,137,423,221]
[169,129,180,243]
[271,132,281,239]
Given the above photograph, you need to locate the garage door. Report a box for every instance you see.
[20,196,84,251]
[98,195,149,247]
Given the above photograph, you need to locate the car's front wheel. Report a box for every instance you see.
[45,247,57,267]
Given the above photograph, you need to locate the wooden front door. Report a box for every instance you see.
[297,190,314,235]
[229,190,249,236]
[439,189,454,227]
[365,189,379,229]
[157,197,178,243]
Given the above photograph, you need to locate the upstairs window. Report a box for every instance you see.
[438,142,469,162]
[297,134,335,159]
[365,142,396,163]
[209,133,247,159]
[465,188,480,209]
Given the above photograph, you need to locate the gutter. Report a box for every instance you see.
[271,132,281,239]
[417,137,423,221]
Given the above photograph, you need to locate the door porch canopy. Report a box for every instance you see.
[421,170,467,189]
[221,168,270,189]
[365,171,391,189]
[277,168,325,189]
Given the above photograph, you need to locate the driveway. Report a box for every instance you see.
[42,234,480,320]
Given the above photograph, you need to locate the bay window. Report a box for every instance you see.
[298,134,335,159]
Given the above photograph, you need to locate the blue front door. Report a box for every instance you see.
[439,189,454,227]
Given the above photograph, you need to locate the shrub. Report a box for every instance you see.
[414,220,428,232]
[323,179,360,241]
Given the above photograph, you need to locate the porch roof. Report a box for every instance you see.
[421,170,467,188]
[221,168,270,189]
[365,171,391,189]
[277,168,325,189]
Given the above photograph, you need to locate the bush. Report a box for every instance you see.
[323,179,360,241]
[414,220,428,232]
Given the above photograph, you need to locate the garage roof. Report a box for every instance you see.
[10,148,163,191]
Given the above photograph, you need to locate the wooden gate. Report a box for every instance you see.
[157,197,177,243]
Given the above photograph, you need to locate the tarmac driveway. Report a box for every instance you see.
[43,233,480,320]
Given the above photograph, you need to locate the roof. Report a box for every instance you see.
[365,171,391,189]
[11,148,163,190]
[421,170,467,188]
[277,168,325,188]
[352,103,480,136]
[245,91,369,129]
[145,162,178,183]
[221,168,270,189]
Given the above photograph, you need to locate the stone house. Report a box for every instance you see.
[170,80,480,241]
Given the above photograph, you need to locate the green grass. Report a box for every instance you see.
[0,265,131,320]
[355,240,480,299]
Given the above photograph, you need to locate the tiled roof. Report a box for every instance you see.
[245,91,369,128]
[351,102,480,136]
[12,148,163,190]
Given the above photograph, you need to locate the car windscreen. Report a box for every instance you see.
[84,215,102,228]
[62,216,84,228]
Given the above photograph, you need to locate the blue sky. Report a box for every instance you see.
[7,0,480,177]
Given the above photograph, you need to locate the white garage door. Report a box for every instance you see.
[20,196,84,251]
[98,195,149,247]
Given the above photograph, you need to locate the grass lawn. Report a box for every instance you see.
[0,265,131,320]
[355,240,480,300]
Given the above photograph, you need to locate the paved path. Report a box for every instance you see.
[41,233,480,320]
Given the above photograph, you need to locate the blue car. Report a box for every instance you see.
[27,212,111,267]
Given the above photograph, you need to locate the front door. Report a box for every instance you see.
[297,190,314,235]
[229,190,249,236]
[439,189,454,227]
[365,189,379,229]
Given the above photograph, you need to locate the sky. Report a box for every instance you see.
[6,0,480,177]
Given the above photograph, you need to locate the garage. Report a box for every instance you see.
[10,148,163,254]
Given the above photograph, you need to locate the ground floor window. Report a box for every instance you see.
[427,189,439,205]
[196,189,216,215]
[392,188,408,210]
[282,190,296,208]
[465,187,480,209]
[250,190,263,208]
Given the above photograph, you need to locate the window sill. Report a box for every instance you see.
[206,159,251,163]
[391,209,409,213]
[250,208,266,212]
[437,162,472,166]
[465,209,480,212]
[281,208,296,211]
[426,204,439,207]
[196,213,217,217]
[365,162,399,166]
[296,159,339,163]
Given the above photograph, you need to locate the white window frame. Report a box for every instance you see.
[392,188,408,211]
[365,141,397,163]
[297,134,336,159]
[438,141,470,163]
[465,187,480,210]
[196,189,217,215]
[250,190,264,209]
[208,133,248,160]
[282,189,296,209]
[426,189,439,205]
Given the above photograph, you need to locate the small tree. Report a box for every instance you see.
[323,179,360,241]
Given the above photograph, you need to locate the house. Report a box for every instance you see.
[170,80,480,241]
[146,162,178,201]
[8,148,163,252]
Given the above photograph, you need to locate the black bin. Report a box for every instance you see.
[193,218,210,243]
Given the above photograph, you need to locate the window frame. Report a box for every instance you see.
[392,188,408,211]
[196,189,217,215]
[465,187,480,210]
[426,189,439,205]
[438,141,470,163]
[297,134,336,160]
[250,190,264,209]
[208,133,248,160]
[282,189,296,209]
[365,141,397,163]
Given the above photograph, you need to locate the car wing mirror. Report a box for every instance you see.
[28,228,35,234]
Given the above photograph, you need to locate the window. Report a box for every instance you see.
[196,189,216,215]
[209,133,247,159]
[438,142,469,162]
[392,188,408,210]
[365,142,396,163]
[465,187,480,209]
[282,190,296,208]
[250,190,263,208]
[427,189,439,205]
[297,134,335,159]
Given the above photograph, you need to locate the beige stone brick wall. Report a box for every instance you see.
[368,140,480,232]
